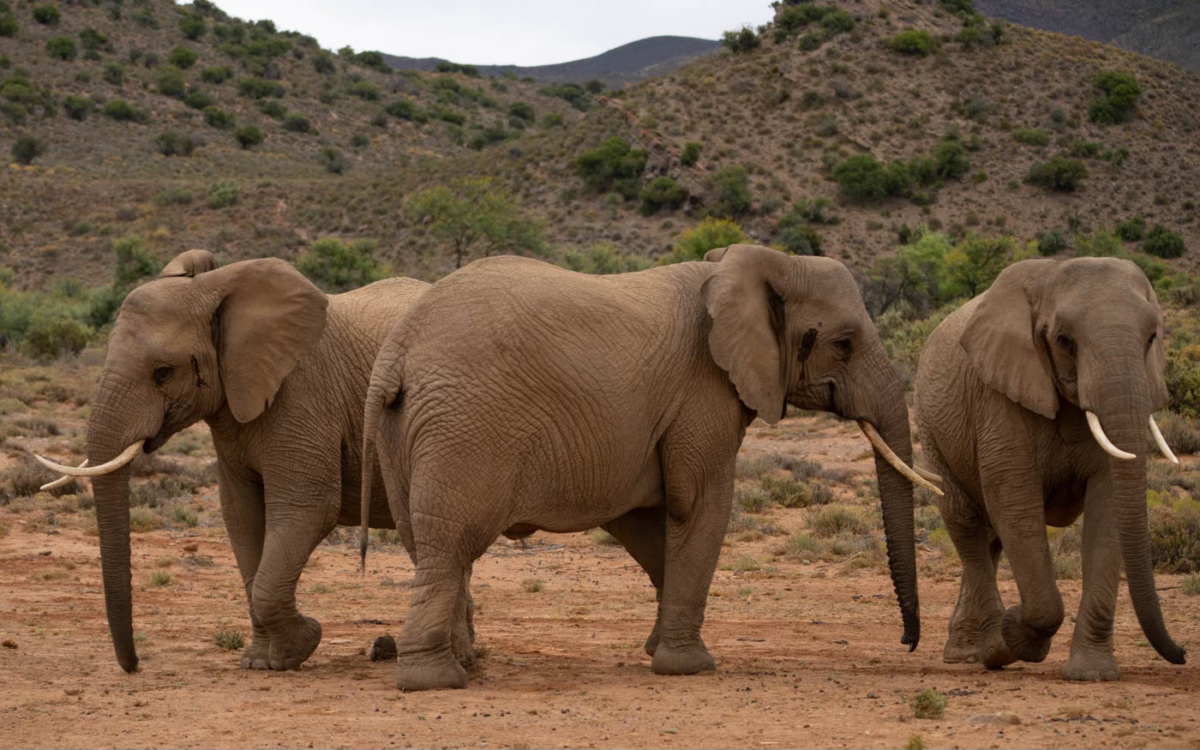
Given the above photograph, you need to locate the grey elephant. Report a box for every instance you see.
[36,250,429,674]
[358,244,938,690]
[914,257,1187,680]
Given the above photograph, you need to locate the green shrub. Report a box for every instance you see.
[560,244,651,275]
[1038,230,1067,256]
[206,180,239,209]
[155,187,193,206]
[20,311,91,360]
[909,689,947,720]
[539,82,590,111]
[1013,128,1050,146]
[62,95,94,120]
[932,140,970,179]
[179,13,206,40]
[1072,228,1123,258]
[508,101,534,122]
[1089,70,1140,125]
[721,25,760,54]
[385,99,425,122]
[200,65,232,84]
[1148,497,1200,573]
[155,67,186,98]
[639,176,687,215]
[353,50,389,73]
[45,37,77,61]
[349,81,380,100]
[664,217,746,264]
[736,485,772,514]
[760,475,815,508]
[12,135,45,165]
[255,99,285,119]
[313,52,336,75]
[709,165,752,218]
[807,505,868,537]
[833,154,889,201]
[214,626,244,650]
[154,131,196,157]
[103,63,125,85]
[1115,216,1145,242]
[237,76,284,99]
[148,569,173,587]
[180,88,211,110]
[0,13,16,37]
[234,125,263,149]
[680,141,701,167]
[575,137,647,199]
[167,47,198,69]
[318,147,347,174]
[1183,573,1200,596]
[467,125,511,150]
[202,105,233,128]
[283,112,311,133]
[32,4,59,25]
[1025,157,1086,191]
[888,29,933,56]
[1143,225,1185,259]
[296,238,384,292]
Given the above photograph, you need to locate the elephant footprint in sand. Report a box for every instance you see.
[915,257,1186,681]
[360,244,939,691]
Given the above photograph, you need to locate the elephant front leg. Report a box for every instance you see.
[216,465,272,669]
[1063,472,1122,681]
[602,506,666,656]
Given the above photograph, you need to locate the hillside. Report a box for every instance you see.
[1,0,1199,292]
[976,0,1200,72]
[382,36,722,88]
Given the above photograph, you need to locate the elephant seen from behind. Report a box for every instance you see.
[915,257,1186,681]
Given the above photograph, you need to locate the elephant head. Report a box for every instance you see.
[704,244,929,650]
[38,250,328,672]
[961,256,1185,665]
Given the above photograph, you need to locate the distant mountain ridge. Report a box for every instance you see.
[382,35,721,87]
[976,0,1200,72]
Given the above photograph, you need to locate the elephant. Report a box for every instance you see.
[357,244,937,691]
[35,249,429,674]
[914,256,1187,681]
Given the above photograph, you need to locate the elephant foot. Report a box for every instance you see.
[650,641,716,676]
[1001,607,1055,664]
[451,618,476,670]
[240,638,270,671]
[267,615,322,671]
[643,623,661,658]
[1063,650,1121,682]
[396,646,468,691]
[980,638,1018,670]
[942,626,982,664]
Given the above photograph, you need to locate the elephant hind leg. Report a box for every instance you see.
[602,506,666,656]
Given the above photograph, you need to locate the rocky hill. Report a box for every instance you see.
[1,0,1198,290]
[382,36,722,88]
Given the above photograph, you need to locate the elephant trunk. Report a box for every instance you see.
[1098,379,1186,665]
[863,348,920,650]
[87,385,152,673]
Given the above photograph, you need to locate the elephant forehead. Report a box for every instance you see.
[113,280,205,351]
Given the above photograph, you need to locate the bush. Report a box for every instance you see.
[62,95,94,121]
[202,105,233,129]
[833,154,890,201]
[12,135,45,165]
[888,29,933,56]
[46,37,78,62]
[909,689,947,720]
[721,25,760,54]
[313,52,336,75]
[680,141,701,167]
[1155,413,1200,455]
[1013,128,1050,146]
[214,626,244,651]
[168,47,199,70]
[385,99,425,122]
[1148,496,1200,573]
[575,137,647,199]
[467,125,510,150]
[179,13,206,40]
[1143,225,1185,259]
[639,176,686,216]
[237,76,284,99]
[932,140,970,179]
[296,238,385,293]
[1115,216,1145,242]
[154,131,196,157]
[234,125,263,149]
[349,81,380,100]
[155,67,186,98]
[32,4,59,25]
[1089,70,1141,125]
[206,180,239,209]
[21,312,91,360]
[283,112,311,133]
[103,63,125,85]
[539,83,590,111]
[353,50,389,73]
[1038,230,1067,256]
[508,101,534,122]
[664,217,746,264]
[0,12,16,37]
[318,147,347,174]
[709,165,752,218]
[200,65,232,84]
[1025,157,1086,191]
[560,244,651,275]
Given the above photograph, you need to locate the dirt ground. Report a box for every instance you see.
[2,415,1200,750]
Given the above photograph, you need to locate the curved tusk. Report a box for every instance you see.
[40,460,89,491]
[858,421,943,496]
[913,465,943,486]
[34,440,145,477]
[1085,412,1136,461]
[1148,416,1180,465]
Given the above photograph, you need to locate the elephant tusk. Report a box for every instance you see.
[1149,416,1180,465]
[40,459,90,491]
[858,421,943,496]
[1085,412,1136,461]
[34,440,145,477]
[913,465,943,486]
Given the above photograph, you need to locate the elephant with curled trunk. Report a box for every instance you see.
[914,257,1187,680]
[359,244,935,690]
[37,250,429,674]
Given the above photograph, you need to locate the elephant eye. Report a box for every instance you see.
[153,366,174,385]
[1054,333,1076,356]
[832,337,854,360]
[1148,331,1157,351]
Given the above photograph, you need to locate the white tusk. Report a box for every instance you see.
[34,440,145,477]
[1148,416,1180,465]
[40,460,90,491]
[1085,412,1136,461]
[914,465,943,486]
[858,421,944,496]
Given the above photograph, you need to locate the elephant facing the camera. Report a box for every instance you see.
[36,250,429,674]
[915,257,1186,681]
[361,244,934,691]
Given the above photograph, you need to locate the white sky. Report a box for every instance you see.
[208,1,775,66]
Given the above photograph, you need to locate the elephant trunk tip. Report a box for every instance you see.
[117,651,139,674]
[1160,641,1186,665]
[902,611,920,652]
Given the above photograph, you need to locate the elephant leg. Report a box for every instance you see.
[450,565,477,670]
[650,458,731,676]
[251,473,340,671]
[216,464,270,670]
[1063,472,1122,681]
[942,511,1012,668]
[603,506,666,656]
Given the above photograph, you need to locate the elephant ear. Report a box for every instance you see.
[703,244,793,424]
[1143,283,1170,412]
[960,260,1058,419]
[193,259,328,423]
[703,246,732,262]
[160,249,219,278]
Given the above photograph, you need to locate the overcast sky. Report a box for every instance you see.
[210,1,775,66]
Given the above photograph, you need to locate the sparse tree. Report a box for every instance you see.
[407,179,544,269]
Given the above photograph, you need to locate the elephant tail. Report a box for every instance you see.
[359,342,405,574]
